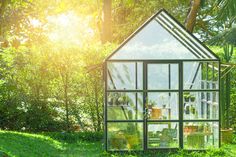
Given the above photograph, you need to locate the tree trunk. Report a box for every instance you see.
[0,0,8,37]
[185,0,201,33]
[62,72,70,132]
[101,0,112,43]
[94,81,101,131]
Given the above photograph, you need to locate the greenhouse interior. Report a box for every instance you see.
[104,9,220,151]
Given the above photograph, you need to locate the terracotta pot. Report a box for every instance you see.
[151,107,162,119]
[221,128,233,144]
[184,125,198,133]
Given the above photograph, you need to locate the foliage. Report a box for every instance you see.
[0,131,236,157]
[42,131,103,143]
[0,0,235,137]
[111,0,189,42]
[0,42,115,132]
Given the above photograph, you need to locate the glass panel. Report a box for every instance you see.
[107,122,143,150]
[183,92,219,120]
[183,62,219,90]
[107,62,143,90]
[158,11,217,59]
[148,64,178,90]
[147,92,178,120]
[137,62,143,89]
[147,122,179,148]
[110,19,197,60]
[183,122,219,149]
[107,92,143,120]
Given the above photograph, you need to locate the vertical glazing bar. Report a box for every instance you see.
[135,62,138,120]
[169,64,171,90]
[218,61,221,147]
[206,62,209,119]
[143,62,147,150]
[179,61,183,149]
[168,64,171,129]
[104,62,108,151]
[200,63,204,118]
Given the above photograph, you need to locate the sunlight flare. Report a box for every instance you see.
[46,11,95,45]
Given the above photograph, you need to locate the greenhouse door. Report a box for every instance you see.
[144,62,181,150]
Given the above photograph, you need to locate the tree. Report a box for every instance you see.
[185,0,201,32]
[101,0,112,43]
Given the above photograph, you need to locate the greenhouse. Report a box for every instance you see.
[104,9,220,151]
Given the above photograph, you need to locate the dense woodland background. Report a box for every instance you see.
[0,0,235,133]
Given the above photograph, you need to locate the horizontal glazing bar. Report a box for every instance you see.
[106,120,144,123]
[106,89,219,92]
[147,120,179,122]
[106,90,143,92]
[106,90,179,92]
[183,119,219,122]
[146,148,179,150]
[183,89,219,92]
[107,59,219,62]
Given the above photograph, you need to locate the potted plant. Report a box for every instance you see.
[187,133,205,148]
[221,128,233,144]
[190,105,196,115]
[108,96,113,106]
[190,95,196,102]
[148,100,155,109]
[126,134,140,149]
[109,131,127,149]
[184,94,190,102]
[125,123,140,150]
[198,123,204,132]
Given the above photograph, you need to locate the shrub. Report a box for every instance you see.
[42,131,103,143]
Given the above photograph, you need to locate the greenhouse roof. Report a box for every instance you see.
[106,9,219,61]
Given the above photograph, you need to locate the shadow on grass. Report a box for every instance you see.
[0,131,63,157]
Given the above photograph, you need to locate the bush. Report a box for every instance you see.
[42,131,103,143]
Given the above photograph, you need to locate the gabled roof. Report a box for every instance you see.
[106,9,219,61]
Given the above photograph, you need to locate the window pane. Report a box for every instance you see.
[183,92,219,120]
[107,62,143,90]
[148,64,178,90]
[107,122,143,150]
[110,19,197,60]
[183,62,219,90]
[148,122,179,148]
[147,92,179,120]
[137,62,143,89]
[107,92,143,120]
[183,122,219,149]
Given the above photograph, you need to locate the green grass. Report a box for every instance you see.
[0,130,236,157]
[0,130,102,157]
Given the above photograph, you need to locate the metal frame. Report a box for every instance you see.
[105,9,220,61]
[105,60,220,151]
[103,9,220,152]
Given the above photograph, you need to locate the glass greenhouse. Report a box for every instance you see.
[104,9,220,151]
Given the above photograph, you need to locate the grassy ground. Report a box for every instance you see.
[0,130,235,157]
[0,131,102,157]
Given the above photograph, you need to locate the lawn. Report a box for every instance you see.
[0,131,102,157]
[0,130,236,157]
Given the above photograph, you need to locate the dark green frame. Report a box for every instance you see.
[104,59,220,151]
[104,8,220,152]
